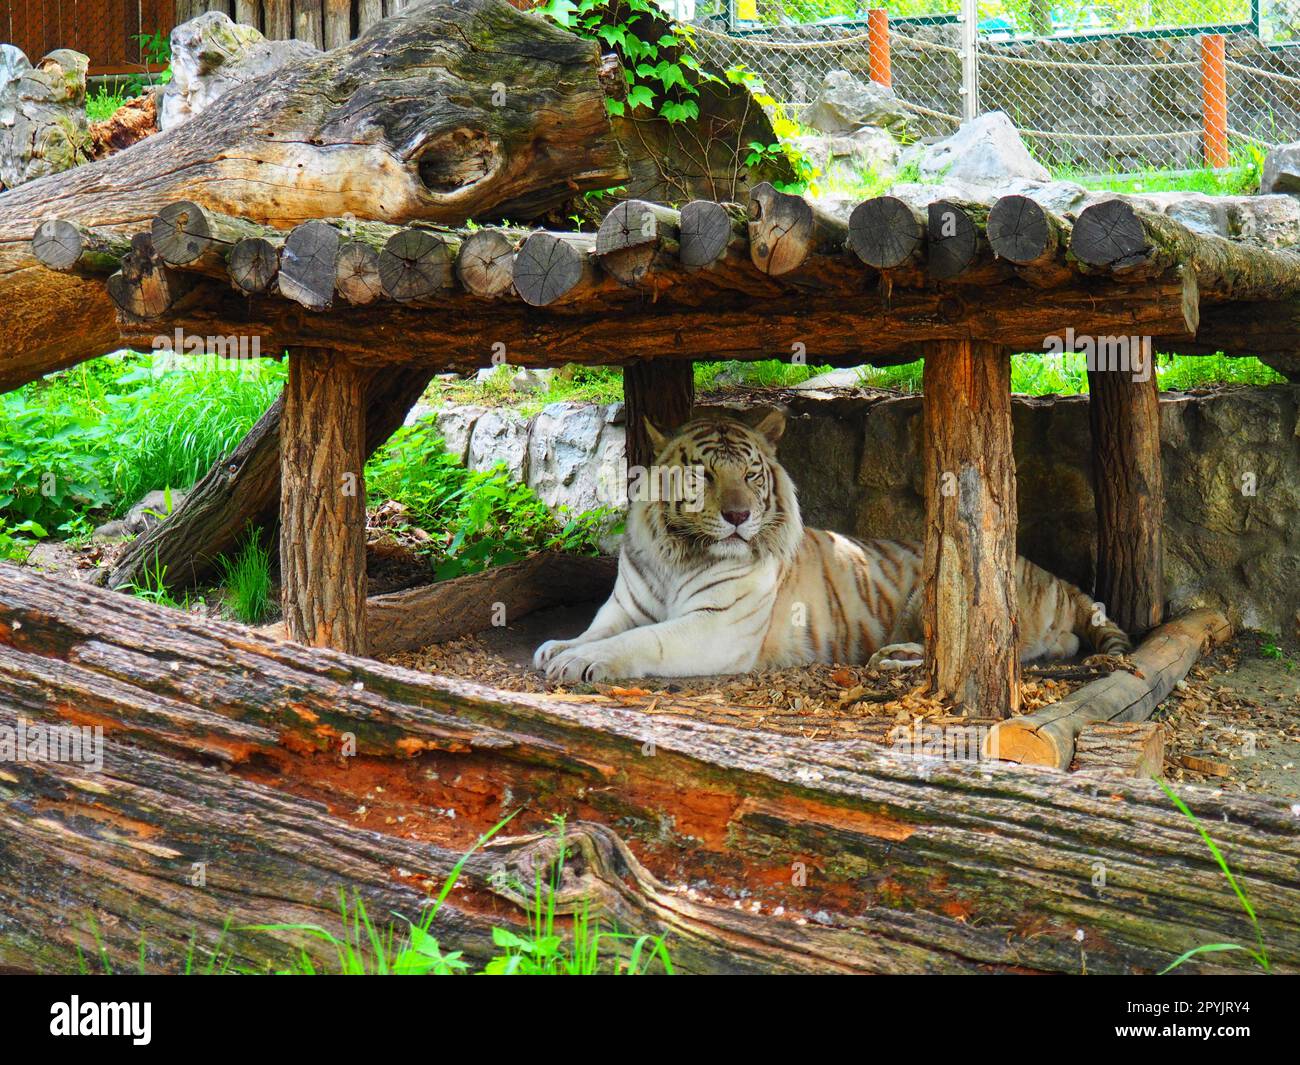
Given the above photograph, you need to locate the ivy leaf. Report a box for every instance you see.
[660,99,699,123]
[541,0,577,26]
[605,98,626,116]
[595,24,626,48]
[625,83,656,111]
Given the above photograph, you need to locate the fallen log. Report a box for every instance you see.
[0,0,628,392]
[257,552,619,655]
[1073,721,1166,778]
[985,608,1232,770]
[1,564,1296,974]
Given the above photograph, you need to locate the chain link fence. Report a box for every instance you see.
[681,0,1300,176]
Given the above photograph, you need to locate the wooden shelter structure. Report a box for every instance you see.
[1,0,1297,974]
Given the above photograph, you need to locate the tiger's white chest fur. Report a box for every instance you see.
[534,414,1129,683]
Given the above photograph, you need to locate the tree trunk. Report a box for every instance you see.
[0,564,1295,974]
[623,360,696,471]
[1088,366,1166,636]
[0,0,627,393]
[99,365,436,592]
[279,348,369,653]
[920,340,1020,717]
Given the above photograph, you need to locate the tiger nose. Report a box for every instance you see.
[722,509,750,528]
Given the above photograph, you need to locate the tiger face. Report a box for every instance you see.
[639,411,802,564]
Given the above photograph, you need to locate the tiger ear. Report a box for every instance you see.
[753,408,786,447]
[643,417,669,456]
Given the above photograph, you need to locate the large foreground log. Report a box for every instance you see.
[985,609,1232,770]
[0,0,628,392]
[2,565,1295,974]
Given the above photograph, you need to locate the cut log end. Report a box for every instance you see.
[679,200,735,268]
[279,220,341,311]
[926,200,982,280]
[455,229,519,299]
[1071,199,1147,268]
[335,240,383,305]
[513,232,591,307]
[151,200,215,266]
[379,228,452,302]
[229,237,280,295]
[748,181,815,277]
[849,196,925,269]
[33,219,86,272]
[987,195,1054,265]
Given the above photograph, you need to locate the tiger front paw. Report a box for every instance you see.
[545,645,620,684]
[533,638,578,671]
[867,642,925,670]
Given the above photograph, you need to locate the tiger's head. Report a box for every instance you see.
[631,411,803,566]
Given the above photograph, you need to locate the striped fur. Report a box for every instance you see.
[534,412,1130,682]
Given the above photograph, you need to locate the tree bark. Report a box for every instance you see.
[99,365,436,592]
[920,340,1020,717]
[279,348,369,653]
[1088,366,1167,636]
[1073,721,1166,778]
[0,0,627,392]
[0,564,1296,974]
[986,609,1231,770]
[623,360,696,471]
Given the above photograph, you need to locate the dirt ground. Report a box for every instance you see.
[386,602,1300,798]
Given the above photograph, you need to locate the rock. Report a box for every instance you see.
[432,404,485,462]
[800,71,909,135]
[526,402,624,517]
[1262,142,1300,196]
[792,367,866,390]
[466,408,529,482]
[915,112,1050,188]
[790,126,899,186]
[158,12,319,131]
[0,47,91,188]
[94,488,191,542]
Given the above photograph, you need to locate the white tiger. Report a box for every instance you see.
[534,411,1130,682]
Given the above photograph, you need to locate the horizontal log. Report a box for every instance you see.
[257,552,619,655]
[152,201,281,278]
[985,609,1232,770]
[454,227,526,300]
[1073,721,1166,778]
[1,565,1297,974]
[32,220,132,277]
[1071,198,1300,301]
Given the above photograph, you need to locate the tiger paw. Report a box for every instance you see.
[545,646,618,684]
[533,638,578,671]
[867,642,925,670]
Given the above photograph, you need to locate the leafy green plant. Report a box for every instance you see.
[1156,779,1271,974]
[218,527,274,625]
[0,518,46,564]
[542,0,706,124]
[366,418,614,581]
[126,551,185,609]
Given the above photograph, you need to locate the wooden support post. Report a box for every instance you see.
[263,0,292,40]
[868,9,891,87]
[623,360,695,471]
[280,348,369,655]
[1087,364,1166,636]
[294,0,324,49]
[920,340,1020,717]
[1201,34,1229,169]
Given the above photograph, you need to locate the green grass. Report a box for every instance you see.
[854,352,1286,395]
[217,528,274,624]
[86,86,127,122]
[0,351,284,534]
[1156,779,1271,974]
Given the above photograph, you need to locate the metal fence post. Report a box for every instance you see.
[1201,33,1230,167]
[959,0,979,122]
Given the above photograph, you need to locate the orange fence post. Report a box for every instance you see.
[1201,34,1229,168]
[868,8,891,88]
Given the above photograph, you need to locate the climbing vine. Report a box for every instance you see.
[540,0,708,123]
